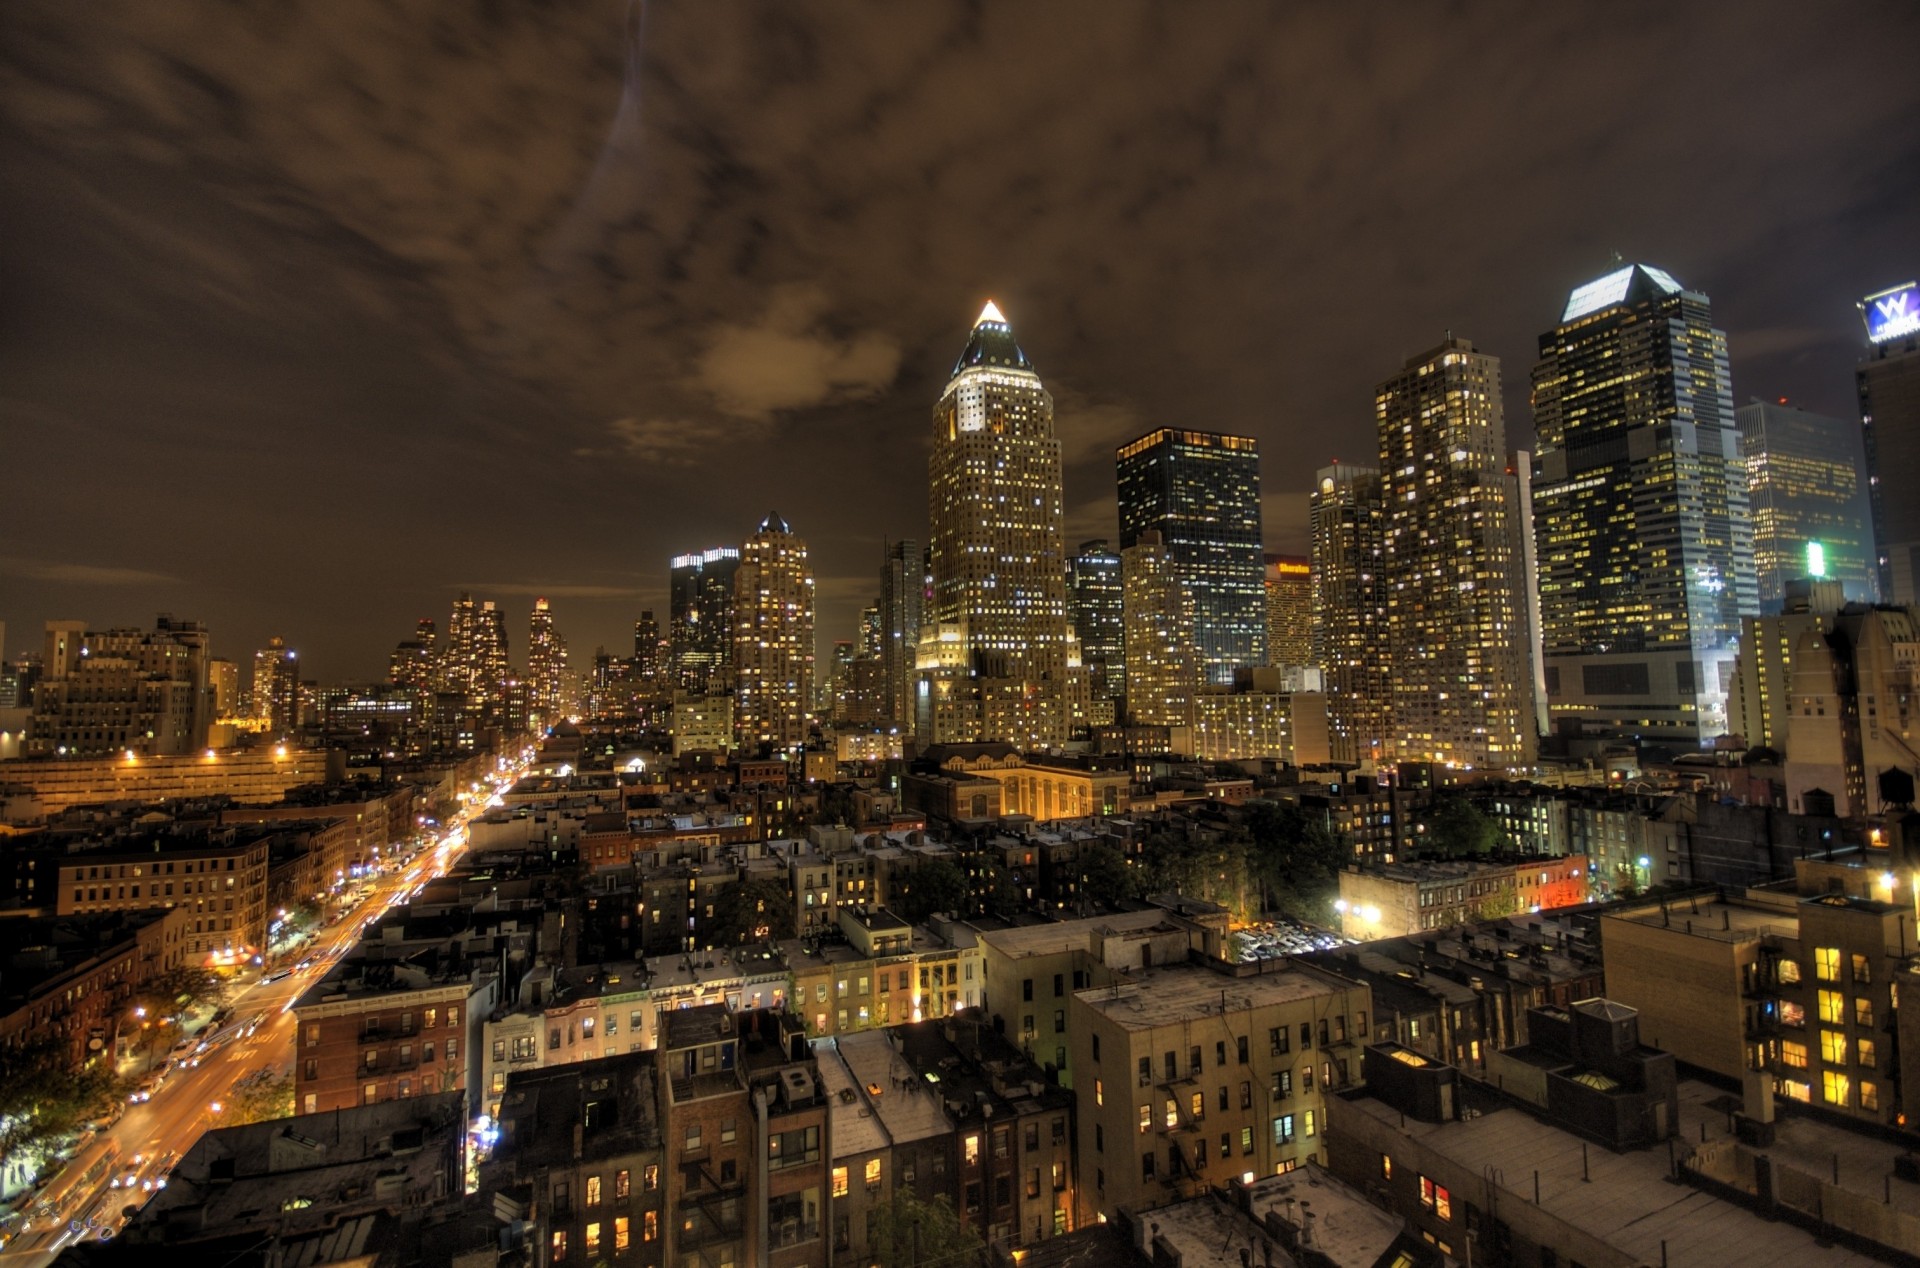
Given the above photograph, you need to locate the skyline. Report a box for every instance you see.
[5,1,1919,679]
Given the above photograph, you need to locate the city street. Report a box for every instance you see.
[0,762,520,1268]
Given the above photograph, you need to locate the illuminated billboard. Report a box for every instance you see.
[1861,282,1920,344]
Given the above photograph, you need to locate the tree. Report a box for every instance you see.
[0,1035,122,1157]
[1422,797,1505,858]
[1245,802,1351,923]
[868,1191,985,1268]
[1079,841,1142,909]
[897,858,968,924]
[229,1068,294,1126]
[133,965,220,1022]
[707,879,797,946]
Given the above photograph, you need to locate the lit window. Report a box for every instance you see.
[1818,990,1845,1024]
[1780,1041,1808,1069]
[614,1217,629,1251]
[1419,1175,1452,1221]
[1821,1030,1848,1065]
[832,1166,848,1198]
[585,1223,601,1256]
[1823,1070,1850,1106]
[1815,948,1841,982]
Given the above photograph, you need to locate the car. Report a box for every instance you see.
[262,968,292,984]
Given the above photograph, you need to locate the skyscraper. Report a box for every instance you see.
[1310,462,1390,765]
[1263,554,1312,669]
[1531,263,1757,744]
[473,601,511,714]
[441,593,478,697]
[733,512,815,757]
[1116,428,1265,685]
[1376,337,1533,768]
[1121,531,1197,730]
[1736,398,1878,609]
[252,635,300,736]
[632,611,661,680]
[1857,281,1920,604]
[526,598,567,724]
[1067,540,1125,705]
[669,547,741,695]
[878,539,924,727]
[921,301,1072,747]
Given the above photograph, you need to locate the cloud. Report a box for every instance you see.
[0,557,177,586]
[604,416,753,465]
[690,285,901,419]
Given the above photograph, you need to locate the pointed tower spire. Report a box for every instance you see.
[976,299,1007,326]
[950,299,1034,378]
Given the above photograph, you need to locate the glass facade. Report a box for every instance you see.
[1735,399,1878,609]
[1856,321,1920,604]
[1067,540,1125,704]
[1115,428,1266,686]
[1530,264,1757,743]
[1310,462,1390,764]
[1375,339,1532,769]
[669,547,740,695]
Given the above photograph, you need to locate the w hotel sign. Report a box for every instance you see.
[1861,282,1920,344]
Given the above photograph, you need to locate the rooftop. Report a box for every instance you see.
[974,908,1168,959]
[1341,1079,1883,1266]
[831,1029,954,1147]
[493,1051,661,1168]
[1075,961,1359,1031]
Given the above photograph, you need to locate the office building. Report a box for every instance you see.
[251,636,300,734]
[733,512,816,758]
[921,301,1073,748]
[1116,428,1265,685]
[1067,540,1125,705]
[1309,463,1390,764]
[1531,263,1758,744]
[1737,398,1878,609]
[1377,338,1533,768]
[670,547,741,695]
[878,539,924,727]
[1262,554,1311,669]
[27,616,212,757]
[1121,531,1197,731]
[1858,281,1920,603]
[527,597,567,724]
[632,610,663,681]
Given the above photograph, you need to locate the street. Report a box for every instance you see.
[0,762,518,1268]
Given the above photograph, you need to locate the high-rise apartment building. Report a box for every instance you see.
[1532,263,1757,744]
[1376,338,1533,768]
[670,547,741,695]
[1121,531,1197,730]
[1066,540,1125,706]
[1116,428,1265,685]
[251,635,301,736]
[632,611,662,680]
[28,616,212,757]
[733,512,815,758]
[1264,553,1312,668]
[920,301,1072,748]
[878,539,924,727]
[526,598,567,724]
[1310,463,1391,765]
[1857,281,1920,604]
[473,602,511,710]
[1737,398,1878,609]
[206,657,240,719]
[441,593,477,696]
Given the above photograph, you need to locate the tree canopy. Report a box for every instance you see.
[867,1190,985,1268]
[895,857,968,924]
[707,878,797,945]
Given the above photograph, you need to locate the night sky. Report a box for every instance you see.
[5,1,1917,681]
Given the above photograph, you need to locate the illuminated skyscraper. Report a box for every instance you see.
[441,593,478,697]
[1116,428,1265,685]
[1067,540,1125,705]
[632,611,662,680]
[733,512,815,757]
[1857,281,1920,604]
[1532,263,1757,743]
[252,635,300,736]
[1376,338,1533,768]
[1736,399,1878,609]
[878,539,924,727]
[526,598,567,724]
[1263,554,1312,668]
[669,546,741,695]
[921,301,1072,747]
[1121,531,1197,730]
[1310,462,1390,765]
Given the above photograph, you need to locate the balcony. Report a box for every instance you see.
[770,1220,820,1250]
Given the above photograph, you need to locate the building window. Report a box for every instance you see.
[1815,948,1841,982]
[1273,1070,1292,1098]
[585,1223,601,1256]
[643,1165,658,1191]
[685,1124,702,1152]
[1273,1115,1294,1146]
[1381,1154,1393,1180]
[551,1231,567,1262]
[1419,1175,1452,1221]
[1241,1127,1254,1155]
[1780,1041,1808,1069]
[614,1216,630,1251]
[1779,959,1802,984]
[1851,954,1871,985]
[1823,1070,1851,1106]
[643,1211,658,1242]
[964,1134,980,1165]
[1094,1080,1103,1107]
[866,1159,882,1190]
[1092,1034,1101,1062]
[586,1175,602,1207]
[1138,1104,1151,1134]
[1818,990,1845,1024]
[1860,1038,1878,1069]
[832,1166,849,1198]
[1821,1030,1848,1065]
[1190,1091,1205,1120]
[1862,1081,1881,1111]
[1855,997,1875,1028]
[615,1169,630,1199]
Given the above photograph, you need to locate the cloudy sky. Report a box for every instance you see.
[4,0,1916,680]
